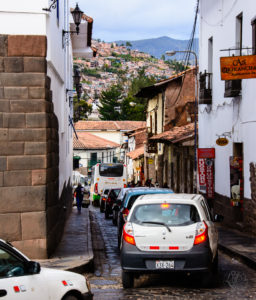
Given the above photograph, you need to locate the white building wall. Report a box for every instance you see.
[199,0,256,199]
[0,0,73,196]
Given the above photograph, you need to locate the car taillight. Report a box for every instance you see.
[194,221,208,245]
[124,184,127,188]
[102,197,106,201]
[107,197,111,203]
[122,208,129,219]
[94,183,98,194]
[123,223,136,245]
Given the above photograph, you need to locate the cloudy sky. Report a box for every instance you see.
[70,0,198,42]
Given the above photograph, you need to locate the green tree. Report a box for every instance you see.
[73,95,92,123]
[120,68,156,121]
[166,59,188,73]
[98,84,123,120]
[161,54,165,61]
[126,41,132,47]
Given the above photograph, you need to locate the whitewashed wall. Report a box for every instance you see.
[0,0,73,196]
[199,0,256,199]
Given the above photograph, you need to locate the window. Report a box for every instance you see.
[131,204,200,226]
[251,17,256,54]
[0,248,26,278]
[99,164,123,177]
[154,111,157,134]
[90,153,97,164]
[236,13,243,55]
[208,37,213,73]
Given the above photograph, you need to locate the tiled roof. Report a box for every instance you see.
[75,121,146,131]
[73,132,119,150]
[126,146,144,160]
[149,123,195,144]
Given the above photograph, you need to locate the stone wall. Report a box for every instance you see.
[0,35,69,258]
[213,162,256,236]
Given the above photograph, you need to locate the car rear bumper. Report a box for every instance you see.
[121,241,213,273]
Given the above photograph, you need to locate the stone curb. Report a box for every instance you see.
[218,243,256,271]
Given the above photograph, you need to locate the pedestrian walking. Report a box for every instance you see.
[75,183,83,213]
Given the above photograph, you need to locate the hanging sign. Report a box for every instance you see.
[216,137,229,146]
[220,55,256,80]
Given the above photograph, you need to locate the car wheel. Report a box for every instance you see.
[100,201,105,213]
[112,211,117,225]
[122,270,134,288]
[63,295,79,300]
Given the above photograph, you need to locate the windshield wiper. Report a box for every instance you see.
[141,221,171,232]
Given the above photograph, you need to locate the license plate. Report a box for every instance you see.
[155,260,174,269]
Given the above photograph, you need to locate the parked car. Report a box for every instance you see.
[0,239,93,299]
[105,188,121,219]
[120,193,220,288]
[99,188,110,213]
[117,188,173,247]
[112,187,148,226]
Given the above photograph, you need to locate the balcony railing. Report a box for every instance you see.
[224,80,241,98]
[199,71,212,105]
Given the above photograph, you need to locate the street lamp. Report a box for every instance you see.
[166,50,198,193]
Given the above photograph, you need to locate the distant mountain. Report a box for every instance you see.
[115,36,198,60]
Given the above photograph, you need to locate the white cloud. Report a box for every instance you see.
[70,0,197,41]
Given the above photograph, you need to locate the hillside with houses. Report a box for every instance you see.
[74,40,175,120]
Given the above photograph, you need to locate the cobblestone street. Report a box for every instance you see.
[84,206,256,300]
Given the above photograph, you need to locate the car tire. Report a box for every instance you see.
[100,201,105,213]
[122,270,134,288]
[63,295,79,300]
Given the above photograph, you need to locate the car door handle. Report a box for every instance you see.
[0,290,7,297]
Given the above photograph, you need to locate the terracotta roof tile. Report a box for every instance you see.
[149,123,195,143]
[73,132,119,150]
[126,146,144,159]
[75,121,146,131]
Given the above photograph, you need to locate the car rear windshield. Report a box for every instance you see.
[99,164,123,177]
[130,203,201,226]
[126,195,142,210]
[109,189,121,198]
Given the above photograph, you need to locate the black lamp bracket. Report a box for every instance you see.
[62,30,78,48]
[42,0,57,12]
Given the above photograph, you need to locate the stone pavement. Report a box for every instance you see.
[37,204,256,275]
[38,206,93,273]
[218,225,256,270]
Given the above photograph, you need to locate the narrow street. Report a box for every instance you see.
[84,205,256,300]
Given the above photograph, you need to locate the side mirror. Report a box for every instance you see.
[214,214,224,222]
[26,261,41,275]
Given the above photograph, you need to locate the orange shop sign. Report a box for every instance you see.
[220,55,256,80]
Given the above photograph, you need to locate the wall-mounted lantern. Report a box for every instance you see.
[63,3,83,47]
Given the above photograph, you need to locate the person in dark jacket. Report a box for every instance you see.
[75,183,83,213]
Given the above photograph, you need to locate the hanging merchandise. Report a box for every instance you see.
[230,157,243,207]
[197,148,215,199]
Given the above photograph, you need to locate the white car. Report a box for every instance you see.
[120,193,220,288]
[0,239,93,299]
